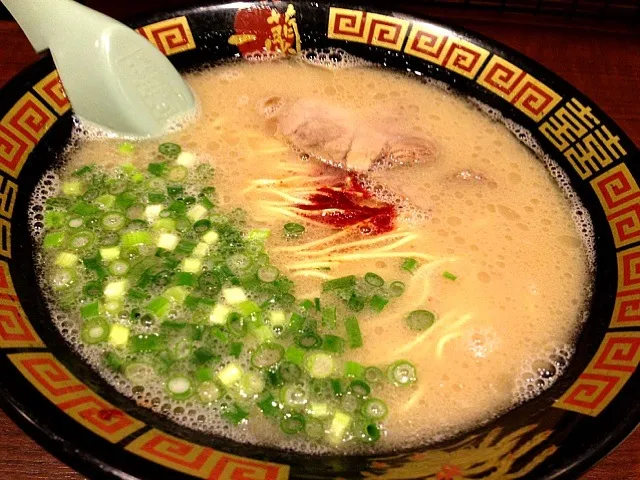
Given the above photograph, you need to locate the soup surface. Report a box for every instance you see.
[31,57,592,452]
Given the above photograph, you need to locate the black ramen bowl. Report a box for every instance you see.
[0,2,638,479]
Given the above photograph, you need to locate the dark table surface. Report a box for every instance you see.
[0,2,639,479]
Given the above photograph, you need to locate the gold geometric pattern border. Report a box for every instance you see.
[554,332,640,416]
[476,55,561,122]
[126,429,289,479]
[33,71,70,116]
[9,352,144,442]
[0,92,55,179]
[137,16,196,56]
[0,261,43,348]
[404,22,490,80]
[591,164,640,249]
[541,98,628,180]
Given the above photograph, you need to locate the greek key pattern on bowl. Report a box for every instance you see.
[0,261,43,348]
[554,332,640,416]
[8,352,143,442]
[136,16,196,56]
[33,71,70,116]
[125,429,289,480]
[0,92,56,178]
[476,56,561,121]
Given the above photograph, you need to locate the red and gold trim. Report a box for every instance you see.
[591,163,640,248]
[0,92,56,179]
[33,71,70,116]
[540,98,627,180]
[9,352,143,442]
[126,429,289,479]
[554,332,640,416]
[0,261,43,348]
[476,55,561,122]
[404,22,489,79]
[328,8,410,52]
[137,16,196,56]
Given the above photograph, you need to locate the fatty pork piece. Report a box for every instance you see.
[260,97,438,172]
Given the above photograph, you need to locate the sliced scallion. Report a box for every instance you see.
[405,310,436,331]
[387,360,417,386]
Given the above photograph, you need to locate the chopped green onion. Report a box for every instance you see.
[347,293,366,312]
[158,142,182,158]
[364,367,384,384]
[81,317,110,344]
[251,342,285,368]
[130,333,164,353]
[197,381,223,403]
[321,306,337,330]
[364,272,384,287]
[345,316,363,349]
[284,222,305,237]
[104,351,125,372]
[443,270,458,281]
[174,272,196,287]
[165,375,192,400]
[221,403,249,425]
[285,345,306,365]
[280,384,307,409]
[73,165,93,177]
[229,342,243,358]
[122,231,151,248]
[124,362,154,385]
[361,423,381,443]
[70,201,98,216]
[239,371,265,396]
[348,379,370,398]
[198,272,222,297]
[69,230,95,250]
[167,165,188,182]
[389,281,405,297]
[405,310,436,331]
[322,275,356,292]
[281,413,305,434]
[401,257,419,273]
[237,300,261,317]
[321,334,344,354]
[345,361,365,379]
[305,352,334,378]
[277,362,302,385]
[217,363,243,386]
[257,265,279,283]
[83,281,102,298]
[62,180,86,196]
[305,417,325,439]
[257,392,280,417]
[118,142,135,155]
[295,331,322,350]
[387,360,417,386]
[43,232,65,249]
[370,294,389,312]
[327,411,352,444]
[80,301,100,319]
[361,398,388,420]
[109,259,130,276]
[146,296,170,317]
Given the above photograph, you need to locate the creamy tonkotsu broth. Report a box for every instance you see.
[31,57,592,453]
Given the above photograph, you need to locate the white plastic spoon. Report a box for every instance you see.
[2,0,196,137]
